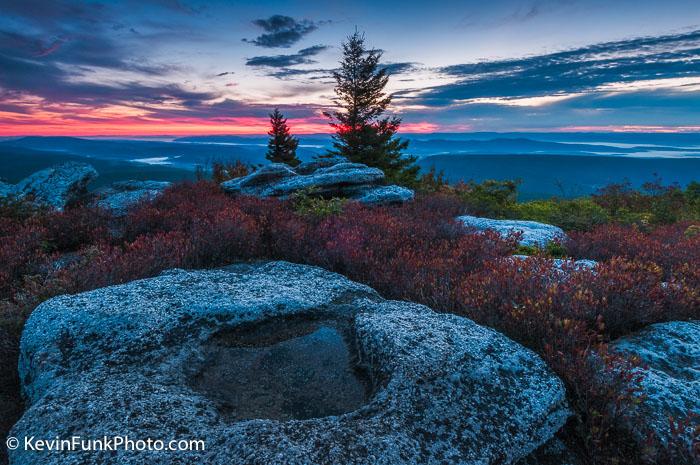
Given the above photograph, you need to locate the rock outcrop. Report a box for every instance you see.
[457,215,566,247]
[12,261,569,465]
[610,321,700,451]
[0,162,97,210]
[517,439,583,465]
[512,255,597,271]
[95,180,172,216]
[221,161,414,205]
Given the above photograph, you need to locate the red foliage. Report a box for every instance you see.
[1,182,698,464]
[567,222,700,274]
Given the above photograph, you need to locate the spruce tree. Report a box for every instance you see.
[266,108,300,167]
[325,31,419,185]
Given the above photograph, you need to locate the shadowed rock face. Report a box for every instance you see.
[95,180,172,216]
[610,321,700,451]
[1,162,97,210]
[221,160,414,206]
[12,261,569,465]
[192,316,370,421]
[457,215,566,247]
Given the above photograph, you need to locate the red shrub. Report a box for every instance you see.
[1,182,698,465]
[40,206,110,252]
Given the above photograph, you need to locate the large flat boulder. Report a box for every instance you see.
[610,321,700,452]
[95,180,172,216]
[221,160,414,206]
[457,216,566,247]
[12,261,569,465]
[2,162,98,210]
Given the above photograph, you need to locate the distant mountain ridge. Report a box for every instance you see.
[2,133,699,199]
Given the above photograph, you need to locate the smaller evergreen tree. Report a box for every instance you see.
[266,108,300,167]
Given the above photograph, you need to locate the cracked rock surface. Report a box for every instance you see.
[12,261,569,465]
[221,160,414,206]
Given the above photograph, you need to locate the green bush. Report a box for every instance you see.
[454,179,519,218]
[512,198,610,231]
[291,190,346,218]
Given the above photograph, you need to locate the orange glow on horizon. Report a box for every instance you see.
[0,116,441,137]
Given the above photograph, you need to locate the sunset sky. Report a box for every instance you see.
[1,0,699,136]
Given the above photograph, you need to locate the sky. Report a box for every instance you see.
[0,0,699,136]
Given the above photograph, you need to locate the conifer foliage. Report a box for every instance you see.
[266,108,300,166]
[326,31,419,185]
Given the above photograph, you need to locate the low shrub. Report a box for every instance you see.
[290,190,347,218]
[453,179,519,218]
[512,198,610,231]
[0,181,698,464]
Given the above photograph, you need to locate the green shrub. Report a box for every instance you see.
[513,198,610,231]
[454,179,519,218]
[515,241,568,258]
[291,190,346,218]
[417,166,449,193]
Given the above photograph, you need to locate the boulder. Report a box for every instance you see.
[267,163,384,197]
[3,162,98,210]
[95,180,172,216]
[517,439,583,465]
[457,216,566,247]
[12,261,569,465]
[352,185,415,205]
[0,180,13,197]
[610,321,700,451]
[220,163,297,195]
[512,255,597,271]
[221,159,414,206]
[295,156,349,175]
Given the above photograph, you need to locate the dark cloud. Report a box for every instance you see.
[0,0,209,114]
[266,67,334,80]
[382,62,421,75]
[215,71,234,77]
[411,29,700,106]
[246,45,329,68]
[243,15,325,48]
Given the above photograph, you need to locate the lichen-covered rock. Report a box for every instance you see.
[517,439,583,465]
[95,180,172,216]
[0,180,13,197]
[12,261,569,465]
[295,156,349,175]
[457,216,566,247]
[221,159,414,206]
[4,162,98,210]
[265,163,385,197]
[353,185,415,205]
[512,255,597,271]
[610,321,700,450]
[220,163,297,195]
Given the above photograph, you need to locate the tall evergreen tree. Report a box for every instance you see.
[266,108,300,166]
[325,31,419,185]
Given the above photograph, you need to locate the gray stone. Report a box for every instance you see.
[512,255,597,272]
[221,159,415,206]
[95,180,172,216]
[12,261,569,465]
[266,163,384,197]
[295,157,349,175]
[220,163,297,195]
[517,439,583,465]
[457,215,567,247]
[0,180,13,197]
[5,162,98,210]
[353,185,415,205]
[610,321,700,450]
